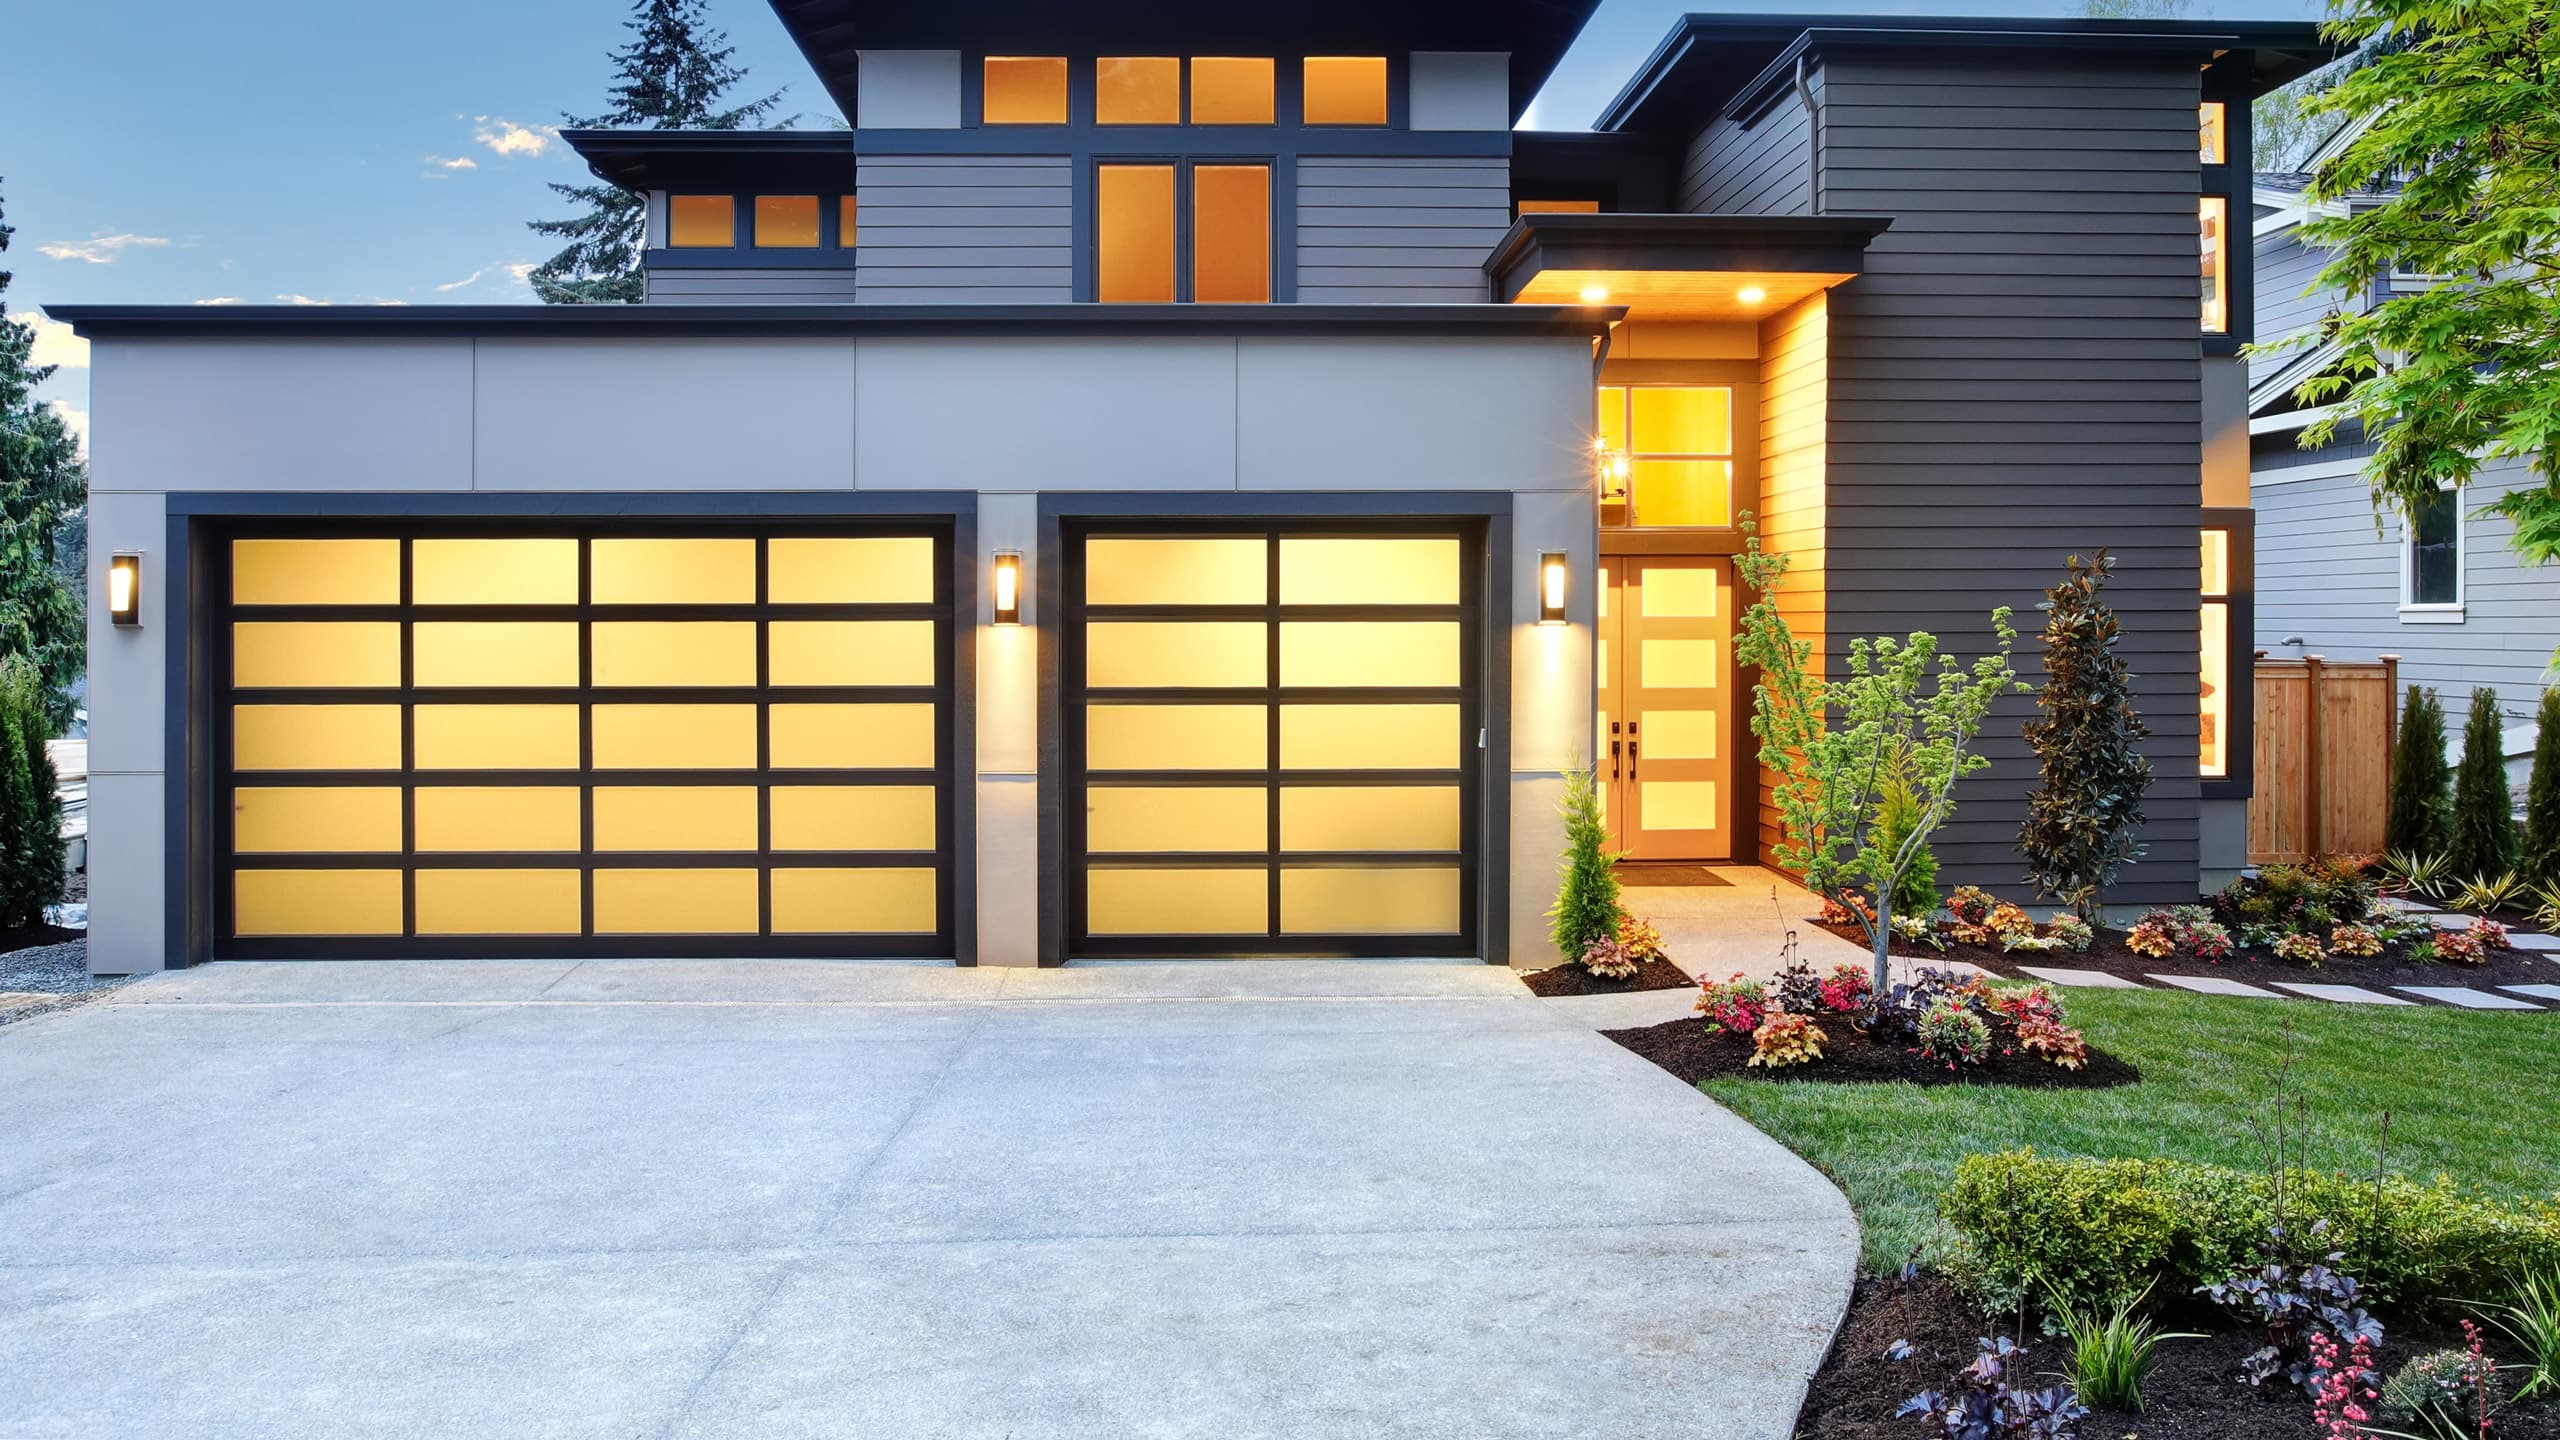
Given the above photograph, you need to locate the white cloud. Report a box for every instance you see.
[37,232,172,264]
[434,265,494,292]
[50,400,88,457]
[434,261,539,295]
[472,116,556,158]
[276,294,330,306]
[505,262,537,285]
[8,311,88,369]
[192,296,244,305]
[428,155,477,170]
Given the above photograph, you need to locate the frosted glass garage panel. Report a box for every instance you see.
[412,538,577,605]
[414,622,580,688]
[1087,867,1268,935]
[233,623,400,689]
[233,705,401,771]
[1279,704,1459,770]
[772,868,937,934]
[1087,623,1266,689]
[591,538,756,604]
[1280,787,1459,853]
[1085,538,1267,606]
[413,787,582,853]
[413,705,581,770]
[769,621,936,687]
[770,786,936,851]
[232,539,399,606]
[593,705,759,771]
[415,870,582,935]
[1088,786,1266,853]
[1086,704,1266,771]
[593,868,759,934]
[594,786,759,852]
[770,703,938,770]
[232,787,403,854]
[1279,623,1458,688]
[1278,538,1460,606]
[235,869,403,936]
[594,622,758,688]
[769,537,936,604]
[1280,867,1460,935]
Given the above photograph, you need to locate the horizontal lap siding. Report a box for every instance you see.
[1680,74,1817,215]
[2251,229,2342,387]
[1756,294,1830,867]
[855,154,1073,303]
[1820,53,2206,906]
[1295,156,1509,303]
[647,269,860,305]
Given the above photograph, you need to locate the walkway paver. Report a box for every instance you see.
[2376,897,2439,913]
[0,958,1856,1440]
[2018,966,2147,989]
[2270,982,2413,1006]
[2500,984,2560,1003]
[2427,912,2480,930]
[2397,985,2542,1010]
[2508,932,2560,953]
[2151,974,2290,999]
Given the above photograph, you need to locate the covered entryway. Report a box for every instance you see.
[1059,523,1486,958]
[213,524,958,958]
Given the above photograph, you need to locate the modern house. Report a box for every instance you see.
[2251,154,2555,783]
[54,5,2332,973]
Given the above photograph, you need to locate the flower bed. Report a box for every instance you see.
[1517,955,1693,996]
[1605,1013,2138,1089]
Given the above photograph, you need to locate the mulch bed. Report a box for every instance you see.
[1799,1271,2560,1439]
[1812,918,2560,992]
[1518,956,1694,996]
[0,922,82,957]
[1602,1014,2140,1089]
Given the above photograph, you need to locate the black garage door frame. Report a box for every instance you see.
[1034,492,1515,968]
[161,493,979,968]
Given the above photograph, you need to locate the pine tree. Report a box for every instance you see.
[528,0,786,304]
[2523,688,2560,886]
[2017,551,2153,919]
[2383,686,2452,858]
[2445,686,2518,884]
[0,656,64,928]
[1547,762,1620,960]
[0,179,87,731]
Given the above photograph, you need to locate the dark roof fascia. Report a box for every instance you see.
[1720,26,2256,124]
[1483,213,1892,304]
[561,128,859,192]
[47,304,1622,343]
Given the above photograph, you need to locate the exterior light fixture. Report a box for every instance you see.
[1539,552,1568,625]
[1579,284,1610,304]
[992,549,1022,625]
[108,553,143,627]
[1736,285,1768,305]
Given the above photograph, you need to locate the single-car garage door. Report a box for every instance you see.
[1062,523,1483,958]
[215,525,954,958]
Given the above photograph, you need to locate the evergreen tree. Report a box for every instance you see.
[2384,686,2452,858]
[2445,686,2519,883]
[528,0,785,304]
[0,179,86,731]
[2523,688,2560,886]
[1873,760,1939,919]
[0,656,64,927]
[2017,551,2152,920]
[1547,762,1620,960]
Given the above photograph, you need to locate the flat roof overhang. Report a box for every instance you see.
[1485,213,1891,320]
[561,129,859,193]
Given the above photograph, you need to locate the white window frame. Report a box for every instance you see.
[2399,480,2465,621]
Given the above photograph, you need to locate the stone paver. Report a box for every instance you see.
[0,958,1856,1440]
[2500,984,2560,1003]
[2428,912,2480,930]
[2396,985,2543,1010]
[2151,974,2290,999]
[2375,896,2439,913]
[2270,982,2413,1006]
[2507,932,2560,953]
[2018,966,2147,989]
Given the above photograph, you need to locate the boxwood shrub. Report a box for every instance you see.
[1944,1150,2560,1316]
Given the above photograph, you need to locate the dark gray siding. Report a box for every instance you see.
[1677,73,1818,215]
[1294,156,1510,303]
[2251,226,2342,386]
[853,153,1073,303]
[1812,51,2208,906]
[646,269,862,305]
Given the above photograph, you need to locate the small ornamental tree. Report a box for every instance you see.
[2018,551,2153,921]
[2523,688,2560,886]
[2384,686,2452,858]
[0,656,64,928]
[2445,686,2518,884]
[1547,760,1620,961]
[1734,521,2024,1009]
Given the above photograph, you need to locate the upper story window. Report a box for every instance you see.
[2198,102,2227,165]
[1191,57,1275,124]
[1097,162,1270,303]
[1303,57,1387,125]
[841,196,858,246]
[1097,57,1180,123]
[1518,199,1601,216]
[984,56,1069,124]
[1596,386,1734,528]
[2406,484,2463,609]
[669,195,735,248]
[755,195,820,248]
[665,194,856,251]
[2200,196,2229,333]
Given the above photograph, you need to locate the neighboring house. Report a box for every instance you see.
[53,6,2331,974]
[2251,154,2555,793]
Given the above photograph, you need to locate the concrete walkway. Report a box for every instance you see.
[0,958,1857,1440]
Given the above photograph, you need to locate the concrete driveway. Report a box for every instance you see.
[0,960,1857,1439]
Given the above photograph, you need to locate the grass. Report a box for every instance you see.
[1701,989,2560,1272]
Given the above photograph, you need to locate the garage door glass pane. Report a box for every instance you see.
[1085,538,1267,606]
[233,539,399,606]
[1088,786,1266,853]
[1088,867,1269,935]
[1086,704,1266,771]
[233,787,403,853]
[770,621,936,687]
[594,787,759,851]
[415,870,582,935]
[770,786,936,851]
[593,705,759,770]
[1278,538,1459,606]
[1279,622,1457,688]
[593,869,759,934]
[234,622,400,689]
[1087,622,1266,689]
[413,539,578,605]
[1280,787,1458,852]
[414,622,580,688]
[1279,704,1459,770]
[770,538,935,604]
[1280,867,1460,935]
[236,870,403,936]
[413,705,581,770]
[773,868,936,934]
[594,622,757,688]
[413,787,582,853]
[771,703,937,770]
[592,538,756,605]
[234,705,402,771]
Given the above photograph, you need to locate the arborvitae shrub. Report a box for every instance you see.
[1547,762,1620,960]
[2522,688,2560,886]
[0,658,65,928]
[2445,686,2519,884]
[2384,686,2452,858]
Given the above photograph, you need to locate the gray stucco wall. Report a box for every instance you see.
[1294,156,1511,303]
[853,154,1074,303]
[1677,73,1818,216]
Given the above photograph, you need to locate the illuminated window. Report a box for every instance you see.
[668,195,734,248]
[1191,57,1274,124]
[1594,385,1735,528]
[1303,57,1387,125]
[983,56,1067,124]
[754,195,820,248]
[1097,57,1180,124]
[840,196,858,247]
[2200,196,2229,333]
[1518,199,1601,215]
[2198,102,2227,165]
[2200,528,2231,778]
[2406,484,2462,607]
[1194,165,1271,303]
[1097,164,1177,303]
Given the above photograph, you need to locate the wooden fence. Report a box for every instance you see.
[2249,655,2399,864]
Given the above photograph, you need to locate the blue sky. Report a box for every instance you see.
[9,0,2321,447]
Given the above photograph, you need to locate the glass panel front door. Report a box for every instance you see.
[1595,556,1733,861]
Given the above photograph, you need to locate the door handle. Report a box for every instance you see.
[1609,721,1621,780]
[1628,722,1639,781]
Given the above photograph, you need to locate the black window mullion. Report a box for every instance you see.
[578,536,596,938]
[399,538,417,938]
[756,537,774,939]
[1264,534,1282,941]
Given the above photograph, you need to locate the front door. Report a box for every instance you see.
[1596,556,1733,861]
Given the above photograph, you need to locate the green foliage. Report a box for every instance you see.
[2387,687,2453,858]
[1547,761,1619,961]
[1872,759,1939,919]
[2477,1267,2560,1401]
[1943,1151,2560,1320]
[0,656,64,927]
[2290,0,2560,630]
[2446,687,2519,883]
[528,0,787,304]
[2048,1281,2196,1414]
[2018,551,2152,920]
[0,180,87,729]
[2380,1348,2502,1432]
[2524,689,2560,886]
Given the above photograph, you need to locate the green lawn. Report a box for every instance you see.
[1702,989,2560,1272]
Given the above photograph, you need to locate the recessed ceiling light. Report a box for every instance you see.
[1579,284,1610,304]
[1737,285,1768,305]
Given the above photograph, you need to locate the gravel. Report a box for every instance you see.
[0,938,127,1028]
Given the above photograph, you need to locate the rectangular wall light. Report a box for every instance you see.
[108,553,143,627]
[992,550,1023,625]
[1539,552,1567,625]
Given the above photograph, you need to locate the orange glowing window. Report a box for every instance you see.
[2199,102,2228,165]
[755,195,820,248]
[1097,164,1176,303]
[839,196,858,246]
[1517,199,1601,215]
[983,56,1067,124]
[1194,165,1271,303]
[2201,196,2230,333]
[667,195,734,248]
[1097,57,1180,124]
[1303,57,1387,125]
[1191,57,1275,124]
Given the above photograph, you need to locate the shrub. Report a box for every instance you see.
[2380,1343,2501,1431]
[2435,929,2488,966]
[1948,885,1998,926]
[1548,762,1620,960]
[0,658,65,930]
[2273,931,2327,966]
[1819,963,1872,1014]
[2451,870,2524,914]
[1987,982,2062,1028]
[1695,973,1770,1035]
[1748,1012,1827,1069]
[2479,1267,2560,1402]
[1579,936,1637,980]
[2048,1282,2195,1414]
[2385,848,2454,901]
[2386,686,2453,859]
[2202,1221,2385,1394]
[2014,1016,2088,1071]
[1985,902,2035,942]
[1897,1336,2089,1438]
[1943,1151,2560,1320]
[2469,917,2511,950]
[2126,906,2233,961]
[2019,550,2153,921]
[1820,893,1875,928]
[2329,924,2384,958]
[2447,687,2521,885]
[1874,758,1941,920]
[1915,1000,1993,1068]
[1891,913,1945,950]
[1616,912,1667,962]
[2048,914,2094,953]
[2528,687,2560,887]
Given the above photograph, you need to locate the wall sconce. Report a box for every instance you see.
[1539,552,1568,625]
[108,553,143,627]
[991,550,1022,626]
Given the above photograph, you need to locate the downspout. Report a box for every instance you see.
[1793,56,1824,214]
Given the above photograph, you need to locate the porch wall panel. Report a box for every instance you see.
[1753,293,1829,869]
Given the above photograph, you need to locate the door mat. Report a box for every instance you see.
[1617,864,1730,888]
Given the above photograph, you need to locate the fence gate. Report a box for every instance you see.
[2248,655,2399,863]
